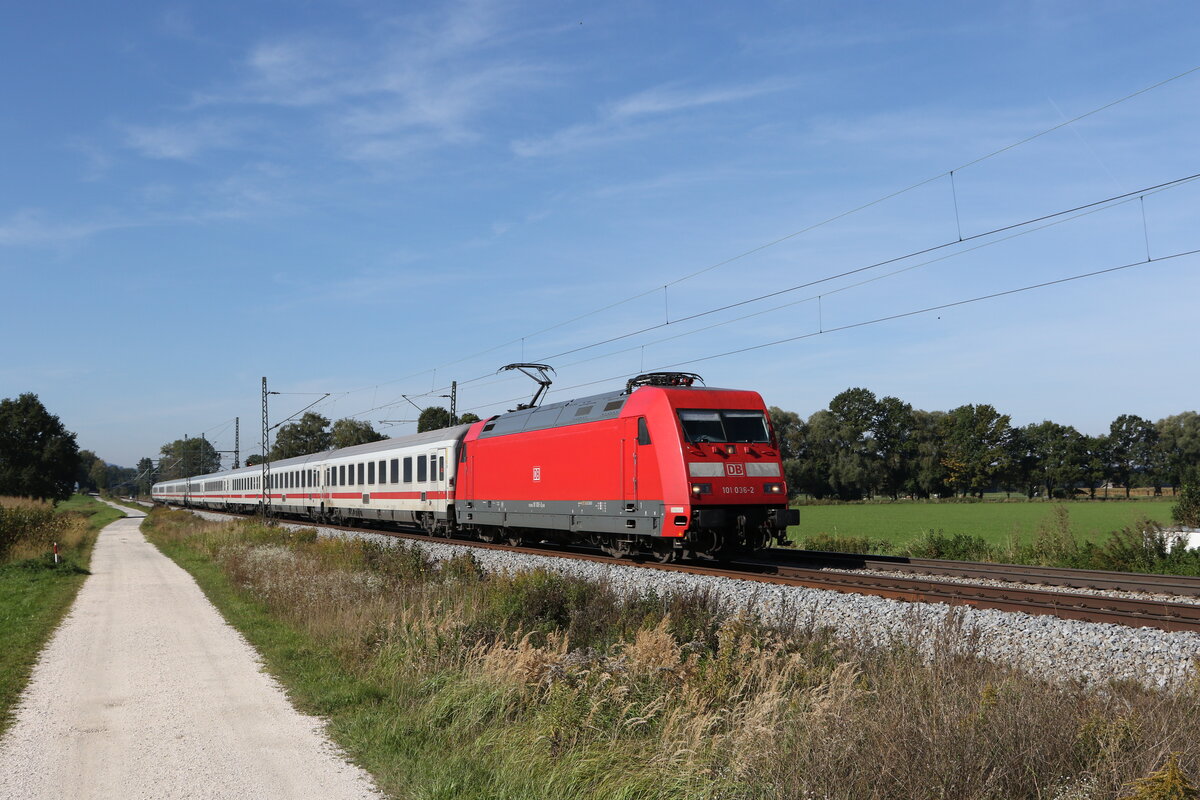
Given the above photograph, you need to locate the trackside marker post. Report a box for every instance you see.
[53,542,59,564]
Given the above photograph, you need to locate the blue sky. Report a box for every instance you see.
[2,1,1198,468]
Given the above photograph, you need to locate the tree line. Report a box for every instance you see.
[770,388,1200,501]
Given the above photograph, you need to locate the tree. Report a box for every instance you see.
[89,459,110,492]
[270,412,331,460]
[0,393,81,501]
[1022,421,1087,499]
[75,449,101,493]
[417,406,452,432]
[1107,414,1157,497]
[909,410,950,498]
[826,388,882,500]
[136,457,156,496]
[768,406,803,461]
[874,396,915,499]
[940,404,1012,497]
[158,437,222,479]
[789,410,836,499]
[458,412,482,425]
[1155,412,1200,492]
[330,418,386,449]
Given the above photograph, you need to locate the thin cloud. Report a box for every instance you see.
[179,2,542,161]
[122,118,246,160]
[0,210,129,247]
[512,80,790,158]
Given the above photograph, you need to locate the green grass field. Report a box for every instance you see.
[0,494,122,733]
[786,499,1178,550]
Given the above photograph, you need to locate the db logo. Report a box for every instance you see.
[725,463,745,477]
[532,466,542,482]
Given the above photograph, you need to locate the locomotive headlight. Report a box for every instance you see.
[763,482,784,494]
[690,482,712,496]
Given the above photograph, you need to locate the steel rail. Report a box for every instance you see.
[174,507,1200,634]
[766,549,1200,597]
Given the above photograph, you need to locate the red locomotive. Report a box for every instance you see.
[456,372,797,561]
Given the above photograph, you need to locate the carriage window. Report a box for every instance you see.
[390,459,399,483]
[357,463,364,484]
[417,455,427,482]
[403,457,412,483]
[439,456,445,482]
[367,462,375,485]
[379,461,386,484]
[341,465,348,485]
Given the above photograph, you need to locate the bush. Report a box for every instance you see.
[0,498,69,563]
[799,531,893,554]
[904,529,994,561]
[1174,483,1200,528]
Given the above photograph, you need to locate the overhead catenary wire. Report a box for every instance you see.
[306,64,1200,410]
[340,169,1200,420]
[448,246,1200,419]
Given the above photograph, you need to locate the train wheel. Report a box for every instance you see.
[650,540,677,564]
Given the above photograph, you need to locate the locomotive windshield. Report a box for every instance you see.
[678,409,771,443]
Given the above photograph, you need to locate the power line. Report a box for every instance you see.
[348,169,1199,416]
[448,246,1199,418]
[302,64,1200,411]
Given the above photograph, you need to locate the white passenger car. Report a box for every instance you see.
[152,424,472,534]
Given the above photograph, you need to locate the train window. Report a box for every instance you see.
[439,456,445,482]
[417,455,427,482]
[390,459,399,483]
[458,444,466,463]
[677,409,771,444]
[378,461,386,484]
[357,463,364,484]
[637,417,652,445]
[482,421,495,432]
[403,457,412,483]
[678,410,725,443]
[367,462,375,485]
[721,411,771,443]
[339,465,347,485]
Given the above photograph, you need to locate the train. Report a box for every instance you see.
[152,372,798,560]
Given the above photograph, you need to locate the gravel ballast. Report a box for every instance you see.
[187,510,1200,690]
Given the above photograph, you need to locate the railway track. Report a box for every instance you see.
[767,548,1200,597]
[177,507,1200,635]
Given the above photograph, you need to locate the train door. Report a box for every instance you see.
[622,417,639,510]
[434,448,448,501]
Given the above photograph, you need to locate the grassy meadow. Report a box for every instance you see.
[143,507,1200,799]
[0,494,122,732]
[787,498,1178,550]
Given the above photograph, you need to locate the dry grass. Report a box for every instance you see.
[0,497,89,563]
[145,509,1200,800]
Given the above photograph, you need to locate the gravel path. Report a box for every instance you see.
[0,506,382,800]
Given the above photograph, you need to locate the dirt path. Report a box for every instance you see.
[0,507,382,800]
